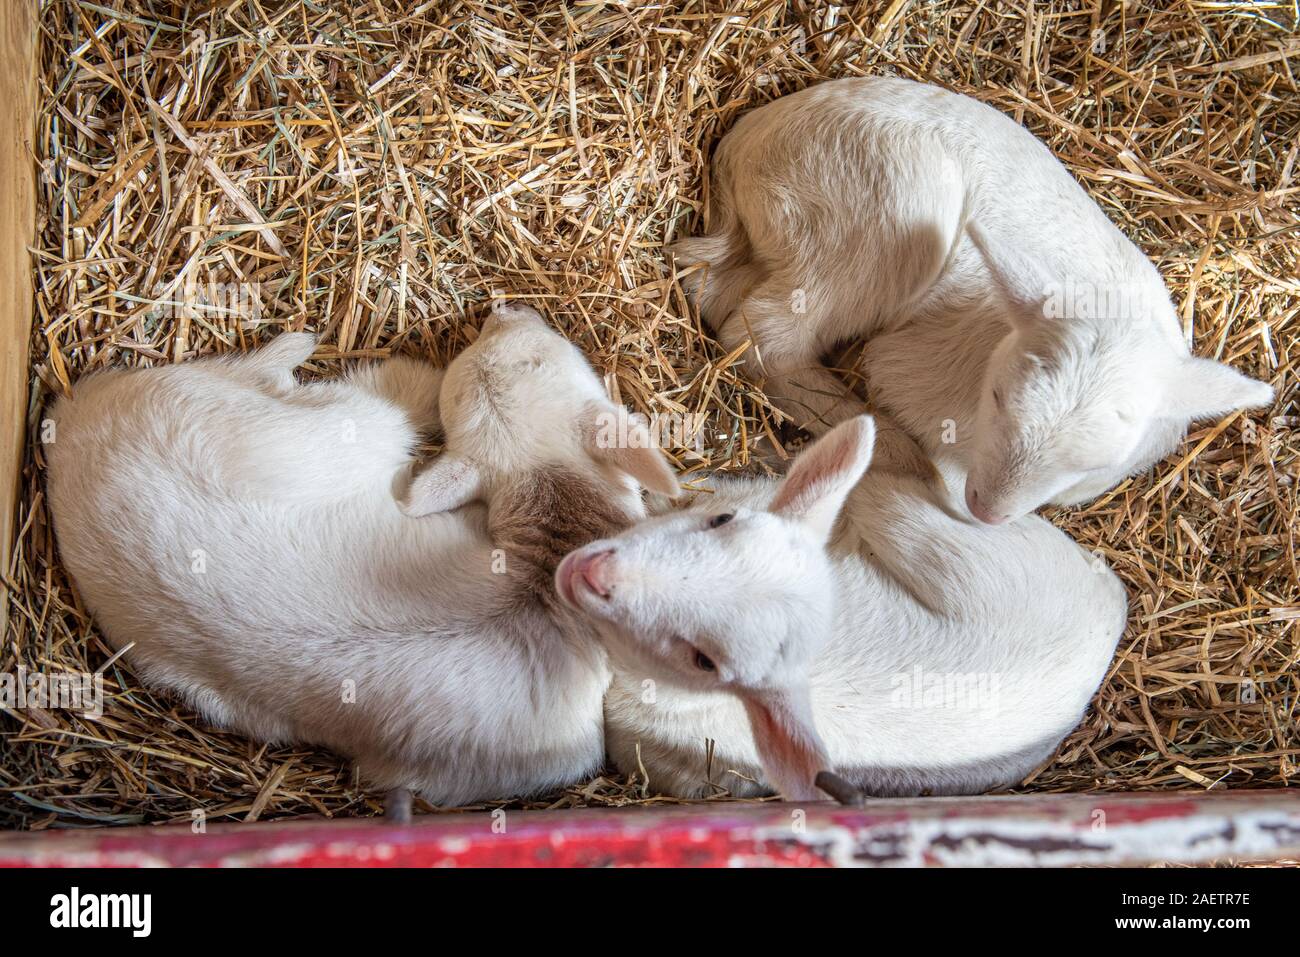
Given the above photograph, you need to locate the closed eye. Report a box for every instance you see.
[707,513,734,529]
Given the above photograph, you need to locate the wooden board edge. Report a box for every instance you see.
[0,1,38,614]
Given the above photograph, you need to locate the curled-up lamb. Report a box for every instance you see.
[559,416,1127,801]
[675,76,1272,523]
[47,302,678,813]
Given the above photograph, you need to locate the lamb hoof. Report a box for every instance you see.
[814,770,867,807]
[384,787,413,824]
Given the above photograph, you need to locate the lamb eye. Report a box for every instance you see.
[708,513,734,529]
[991,389,1004,410]
[693,650,717,672]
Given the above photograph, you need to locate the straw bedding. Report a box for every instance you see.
[2,0,1296,829]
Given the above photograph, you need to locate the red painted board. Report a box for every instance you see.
[0,791,1297,868]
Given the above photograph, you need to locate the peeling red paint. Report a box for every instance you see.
[1,791,1296,868]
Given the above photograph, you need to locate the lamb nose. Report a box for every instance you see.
[964,485,1008,525]
[580,550,615,598]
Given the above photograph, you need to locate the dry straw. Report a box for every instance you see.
[2,0,1296,828]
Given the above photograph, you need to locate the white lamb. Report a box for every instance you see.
[46,302,678,812]
[558,416,1128,801]
[675,76,1273,523]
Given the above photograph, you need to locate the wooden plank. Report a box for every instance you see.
[0,791,1296,867]
[0,2,37,598]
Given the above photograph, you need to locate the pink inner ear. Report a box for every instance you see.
[770,429,855,516]
[743,695,828,802]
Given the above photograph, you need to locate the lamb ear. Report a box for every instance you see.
[967,221,1053,328]
[770,416,875,542]
[398,455,483,516]
[740,684,831,802]
[581,402,680,498]
[1164,357,1273,421]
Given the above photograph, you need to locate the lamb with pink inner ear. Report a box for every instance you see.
[559,415,1127,801]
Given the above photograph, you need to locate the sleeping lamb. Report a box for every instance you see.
[675,76,1273,523]
[46,302,677,812]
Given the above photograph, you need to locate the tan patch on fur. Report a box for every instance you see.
[490,467,635,608]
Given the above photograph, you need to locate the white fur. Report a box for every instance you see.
[676,76,1273,523]
[46,303,675,807]
[561,417,1128,800]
